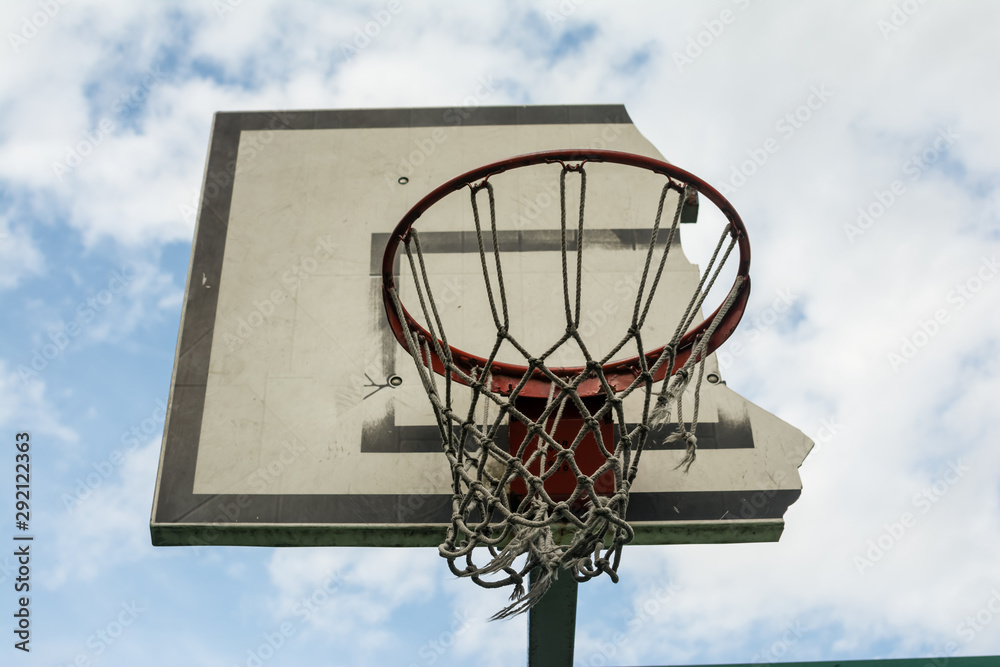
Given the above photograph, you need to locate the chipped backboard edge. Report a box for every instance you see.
[149,104,811,550]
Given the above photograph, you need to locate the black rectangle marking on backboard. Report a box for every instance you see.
[369,228,681,276]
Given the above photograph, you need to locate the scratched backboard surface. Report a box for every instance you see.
[150,105,812,547]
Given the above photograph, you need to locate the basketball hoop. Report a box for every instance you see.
[381,149,750,618]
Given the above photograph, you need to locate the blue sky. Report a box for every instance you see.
[1,1,999,666]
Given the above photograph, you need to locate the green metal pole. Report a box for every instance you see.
[668,659,998,667]
[527,568,578,667]
[682,659,998,667]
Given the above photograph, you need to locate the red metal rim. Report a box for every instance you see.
[381,149,751,398]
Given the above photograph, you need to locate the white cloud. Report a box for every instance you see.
[267,547,438,641]
[0,359,77,441]
[0,216,44,290]
[47,438,161,587]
